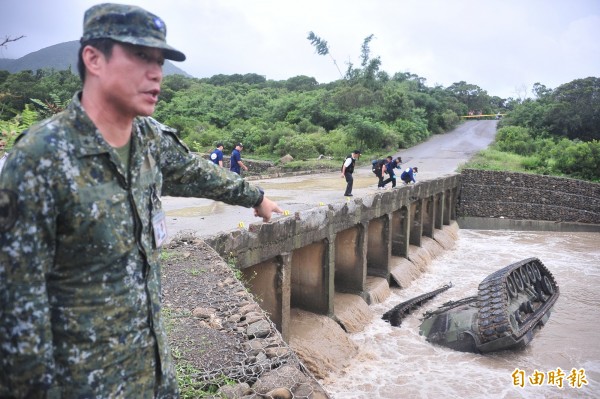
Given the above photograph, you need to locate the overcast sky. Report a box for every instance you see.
[1,0,598,99]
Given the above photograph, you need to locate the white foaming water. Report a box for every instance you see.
[322,230,600,399]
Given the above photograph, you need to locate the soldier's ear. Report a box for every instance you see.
[81,45,105,78]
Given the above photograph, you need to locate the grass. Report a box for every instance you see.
[176,362,232,399]
[281,158,339,170]
[162,306,224,398]
[186,267,206,276]
[459,148,531,172]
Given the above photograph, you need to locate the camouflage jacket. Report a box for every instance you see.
[0,93,262,398]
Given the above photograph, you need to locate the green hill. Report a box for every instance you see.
[0,40,191,77]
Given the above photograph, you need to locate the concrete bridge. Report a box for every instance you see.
[205,175,460,340]
[203,168,600,341]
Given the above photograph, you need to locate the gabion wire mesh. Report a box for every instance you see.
[162,238,329,398]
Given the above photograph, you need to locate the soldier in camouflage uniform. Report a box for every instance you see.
[0,4,282,398]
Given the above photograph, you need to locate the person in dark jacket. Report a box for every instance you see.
[400,166,419,184]
[373,158,389,189]
[381,156,403,188]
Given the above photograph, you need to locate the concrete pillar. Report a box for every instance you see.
[290,240,331,316]
[334,226,366,296]
[366,216,390,279]
[443,189,452,225]
[409,199,423,246]
[242,252,291,340]
[391,206,409,257]
[422,196,434,239]
[435,192,443,229]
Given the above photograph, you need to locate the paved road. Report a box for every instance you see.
[163,120,498,241]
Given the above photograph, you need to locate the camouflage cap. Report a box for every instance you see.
[81,3,186,61]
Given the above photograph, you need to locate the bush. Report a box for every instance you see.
[495,126,535,155]
[551,139,600,180]
[180,123,225,151]
[0,106,39,153]
[317,129,352,158]
[274,133,319,159]
[439,109,460,131]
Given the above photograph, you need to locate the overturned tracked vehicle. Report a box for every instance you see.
[418,257,559,353]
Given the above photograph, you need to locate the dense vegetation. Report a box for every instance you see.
[1,37,598,181]
[463,77,600,181]
[0,70,503,159]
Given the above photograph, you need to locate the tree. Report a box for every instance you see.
[531,82,552,100]
[446,81,490,113]
[545,77,600,141]
[357,35,381,89]
[307,31,343,79]
[284,75,318,91]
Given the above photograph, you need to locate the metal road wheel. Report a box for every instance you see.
[541,275,554,295]
[525,263,536,282]
[520,266,530,285]
[506,275,517,299]
[514,309,524,324]
[520,300,534,313]
[532,263,542,281]
[513,271,525,292]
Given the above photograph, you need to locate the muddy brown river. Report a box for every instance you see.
[321,229,600,398]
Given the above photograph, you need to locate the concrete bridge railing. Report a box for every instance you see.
[204,175,460,340]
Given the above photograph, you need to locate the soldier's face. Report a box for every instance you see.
[101,43,164,118]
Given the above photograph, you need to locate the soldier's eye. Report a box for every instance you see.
[136,51,150,61]
[136,51,164,66]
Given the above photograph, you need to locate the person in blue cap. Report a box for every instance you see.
[0,3,281,397]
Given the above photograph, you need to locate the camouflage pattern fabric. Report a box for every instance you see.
[0,92,262,398]
[81,3,185,61]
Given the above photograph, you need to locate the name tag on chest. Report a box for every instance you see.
[152,211,168,248]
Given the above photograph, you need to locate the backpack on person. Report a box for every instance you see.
[371,159,385,174]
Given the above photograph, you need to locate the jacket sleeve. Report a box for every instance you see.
[154,125,261,208]
[0,146,58,397]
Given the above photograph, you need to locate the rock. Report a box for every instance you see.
[279,154,294,164]
[241,312,265,326]
[192,307,215,318]
[251,365,308,395]
[239,303,261,315]
[217,382,251,398]
[243,339,265,356]
[265,347,291,359]
[246,319,272,338]
[265,387,292,399]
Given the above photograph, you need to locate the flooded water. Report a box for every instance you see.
[321,230,600,399]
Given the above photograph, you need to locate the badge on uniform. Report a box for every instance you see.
[0,189,18,232]
[152,210,168,248]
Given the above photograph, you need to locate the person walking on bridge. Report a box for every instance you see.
[381,156,403,189]
[341,149,361,196]
[210,142,224,167]
[0,4,282,397]
[230,142,248,174]
[372,157,389,189]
